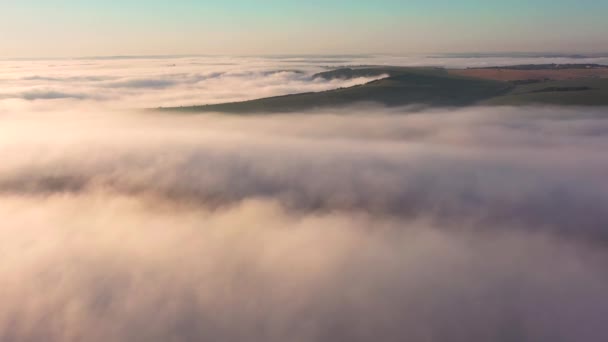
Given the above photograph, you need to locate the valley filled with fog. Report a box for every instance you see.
[1,56,608,341]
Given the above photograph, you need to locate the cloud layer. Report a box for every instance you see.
[1,104,608,341]
[0,56,386,110]
[2,54,608,111]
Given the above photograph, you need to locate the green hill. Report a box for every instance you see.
[157,66,608,114]
[160,67,511,113]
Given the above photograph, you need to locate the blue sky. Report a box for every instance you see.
[2,0,607,57]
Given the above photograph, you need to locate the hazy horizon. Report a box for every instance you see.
[5,52,608,62]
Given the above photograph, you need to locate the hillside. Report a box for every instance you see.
[159,67,511,113]
[158,65,608,113]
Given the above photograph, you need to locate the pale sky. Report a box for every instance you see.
[2,0,607,58]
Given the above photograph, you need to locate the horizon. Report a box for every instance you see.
[5,51,608,61]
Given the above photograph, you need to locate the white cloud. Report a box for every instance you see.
[0,56,387,109]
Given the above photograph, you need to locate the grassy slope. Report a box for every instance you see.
[159,67,512,113]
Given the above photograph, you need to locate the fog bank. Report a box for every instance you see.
[1,105,608,341]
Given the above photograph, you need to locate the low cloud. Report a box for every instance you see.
[19,90,94,100]
[0,105,607,341]
[21,75,114,82]
[5,54,607,111]
[0,57,388,109]
[106,78,178,89]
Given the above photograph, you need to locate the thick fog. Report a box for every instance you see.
[2,55,608,341]
[1,102,608,341]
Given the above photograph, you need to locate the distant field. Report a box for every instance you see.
[449,68,608,81]
[482,78,608,106]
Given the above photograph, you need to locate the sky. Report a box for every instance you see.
[2,0,608,58]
